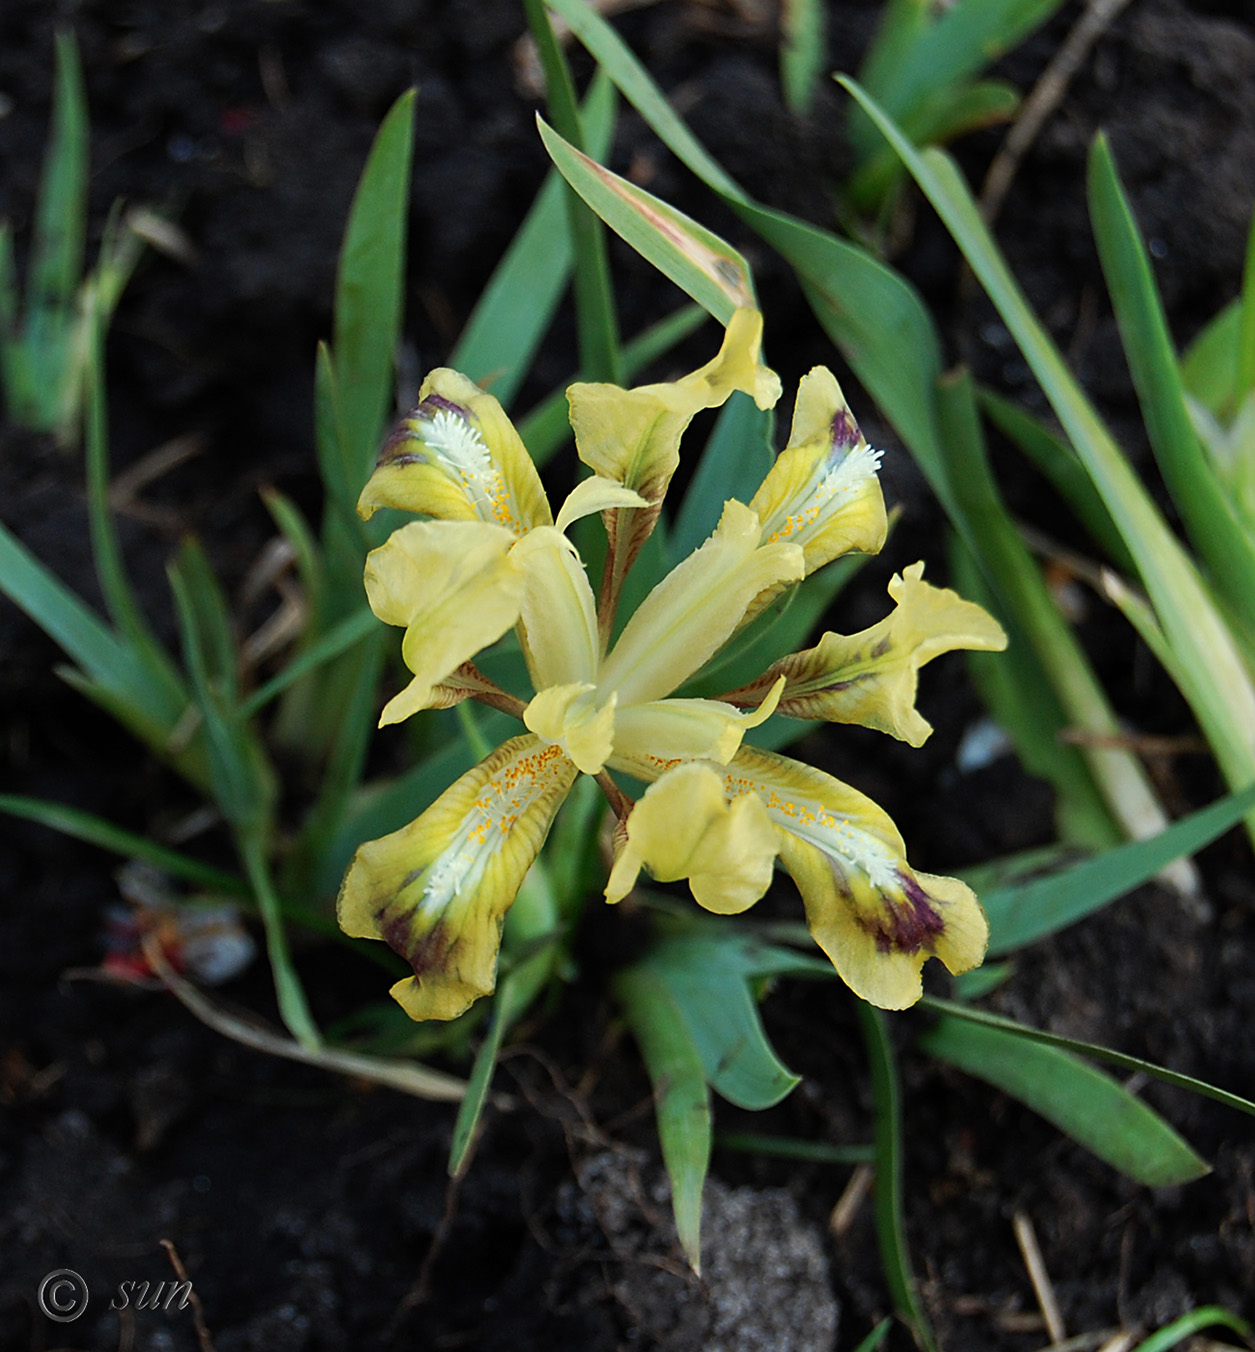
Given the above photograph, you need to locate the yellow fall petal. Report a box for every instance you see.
[598,499,804,706]
[604,762,779,915]
[524,682,617,775]
[357,369,552,535]
[511,527,600,691]
[364,520,523,725]
[749,366,888,575]
[607,678,785,781]
[337,735,578,1021]
[720,746,987,1008]
[721,562,1007,745]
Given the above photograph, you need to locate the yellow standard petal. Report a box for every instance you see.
[568,308,781,495]
[364,520,523,725]
[720,747,987,1008]
[597,500,804,706]
[357,369,552,535]
[338,735,578,1021]
[749,366,888,576]
[511,527,600,691]
[607,677,785,781]
[566,309,781,578]
[553,474,649,535]
[720,562,1007,746]
[605,762,779,915]
[524,682,618,776]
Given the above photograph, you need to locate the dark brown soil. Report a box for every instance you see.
[2,2,1254,1349]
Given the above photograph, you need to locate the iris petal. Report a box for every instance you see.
[358,369,552,535]
[524,682,617,775]
[608,678,785,781]
[719,746,987,1008]
[567,309,781,580]
[605,762,779,915]
[598,500,804,706]
[338,735,578,1020]
[364,520,523,725]
[568,309,780,498]
[749,367,887,576]
[511,527,600,691]
[720,563,1007,745]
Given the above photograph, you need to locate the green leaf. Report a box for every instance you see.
[0,794,246,895]
[950,535,1122,850]
[937,367,1168,848]
[919,1014,1210,1186]
[537,115,756,323]
[1135,1305,1251,1352]
[850,1317,894,1352]
[331,89,415,491]
[744,206,953,516]
[983,781,1255,955]
[614,963,712,1271]
[780,0,827,116]
[645,929,816,1110]
[448,854,565,1177]
[1180,300,1241,420]
[847,78,1020,212]
[451,70,617,407]
[715,1132,874,1165]
[1088,135,1255,637]
[841,78,1255,842]
[241,607,378,717]
[545,0,742,200]
[951,960,1015,1001]
[849,0,1067,161]
[83,312,190,709]
[525,0,622,385]
[167,539,273,832]
[920,995,1255,1121]
[856,1001,938,1352]
[977,385,1136,575]
[31,31,87,317]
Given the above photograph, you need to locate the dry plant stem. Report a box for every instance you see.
[1027,1331,1124,1352]
[469,684,529,720]
[140,933,469,1102]
[1092,1333,1138,1352]
[596,522,628,652]
[980,0,1137,226]
[159,1239,218,1352]
[595,769,634,821]
[828,1160,874,1237]
[513,0,662,96]
[1057,728,1207,756]
[1014,1209,1068,1346]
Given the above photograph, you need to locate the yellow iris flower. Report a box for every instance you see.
[338,310,1007,1019]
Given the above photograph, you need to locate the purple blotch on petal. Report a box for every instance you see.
[378,906,453,979]
[830,407,862,454]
